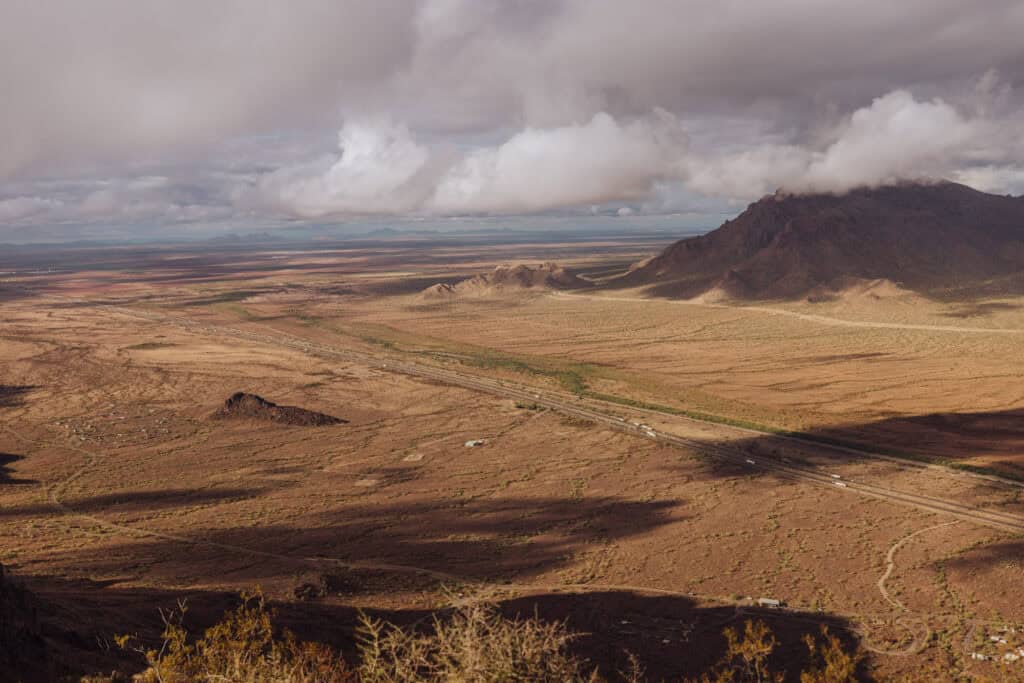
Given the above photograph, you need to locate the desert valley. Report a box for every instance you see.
[5,4,1024,680]
[2,183,1024,681]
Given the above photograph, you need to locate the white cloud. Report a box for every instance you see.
[683,88,1023,199]
[800,91,978,191]
[430,111,687,213]
[257,121,433,216]
[954,165,1024,195]
[253,111,688,217]
[0,196,63,222]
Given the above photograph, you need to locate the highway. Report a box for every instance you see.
[109,305,1024,534]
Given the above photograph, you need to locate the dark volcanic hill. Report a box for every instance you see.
[619,182,1024,300]
[214,392,345,426]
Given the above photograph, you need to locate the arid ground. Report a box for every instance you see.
[2,234,1023,680]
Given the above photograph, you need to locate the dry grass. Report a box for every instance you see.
[116,592,861,683]
[356,602,594,682]
[119,591,352,683]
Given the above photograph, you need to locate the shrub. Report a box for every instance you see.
[117,590,352,683]
[356,602,596,682]
[119,593,863,683]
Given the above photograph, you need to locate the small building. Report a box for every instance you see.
[464,439,486,448]
[757,598,783,609]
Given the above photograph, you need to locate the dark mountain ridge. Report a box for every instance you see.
[619,182,1024,300]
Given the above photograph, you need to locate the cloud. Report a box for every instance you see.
[430,111,687,213]
[256,121,433,216]
[800,91,979,191]
[953,165,1024,195]
[0,174,245,235]
[261,88,1023,217]
[0,1,415,179]
[254,111,688,217]
[2,1,1024,237]
[684,88,1024,198]
[0,196,63,222]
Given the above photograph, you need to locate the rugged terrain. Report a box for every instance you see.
[421,262,588,299]
[620,182,1024,300]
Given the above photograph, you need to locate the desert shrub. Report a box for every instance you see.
[690,620,860,683]
[117,590,352,683]
[356,602,596,683]
[799,626,862,683]
[689,619,784,683]
[118,593,864,683]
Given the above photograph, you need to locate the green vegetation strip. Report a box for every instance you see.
[294,313,1023,483]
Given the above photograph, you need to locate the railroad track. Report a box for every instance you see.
[102,305,1024,535]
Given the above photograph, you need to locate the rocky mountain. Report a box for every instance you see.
[619,182,1024,300]
[420,262,589,299]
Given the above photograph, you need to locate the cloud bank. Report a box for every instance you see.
[684,88,1024,198]
[2,1,1024,237]
[257,87,1023,217]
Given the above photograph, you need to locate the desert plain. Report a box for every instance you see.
[2,233,1024,681]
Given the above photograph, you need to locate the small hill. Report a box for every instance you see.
[214,393,345,426]
[419,282,458,300]
[618,182,1024,300]
[420,262,588,299]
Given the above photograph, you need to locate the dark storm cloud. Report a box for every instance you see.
[2,0,1024,236]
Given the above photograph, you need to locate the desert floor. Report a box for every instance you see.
[2,235,1023,680]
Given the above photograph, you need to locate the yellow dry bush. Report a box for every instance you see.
[355,602,597,683]
[118,593,864,683]
[119,589,352,683]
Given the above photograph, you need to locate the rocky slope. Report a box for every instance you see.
[619,182,1024,300]
[420,262,589,299]
[214,393,345,426]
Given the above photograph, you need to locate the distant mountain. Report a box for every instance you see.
[420,262,588,299]
[618,182,1024,300]
[205,232,279,244]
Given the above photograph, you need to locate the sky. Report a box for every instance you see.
[2,1,1024,242]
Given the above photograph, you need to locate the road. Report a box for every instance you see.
[550,290,1024,335]
[106,304,1024,534]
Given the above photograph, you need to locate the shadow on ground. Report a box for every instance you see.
[684,407,1024,483]
[6,573,867,682]
[941,301,1022,318]
[936,539,1024,573]
[53,495,681,585]
[0,385,37,409]
[0,486,265,518]
[0,452,35,485]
